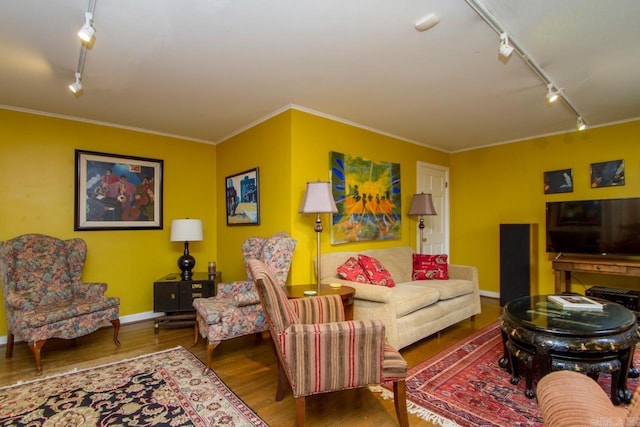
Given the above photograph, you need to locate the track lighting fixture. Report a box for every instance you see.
[498,33,514,58]
[577,117,587,131]
[546,84,559,104]
[465,0,588,133]
[78,12,95,44]
[68,72,83,94]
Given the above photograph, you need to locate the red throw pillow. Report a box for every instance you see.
[336,257,370,283]
[357,254,396,287]
[412,254,449,280]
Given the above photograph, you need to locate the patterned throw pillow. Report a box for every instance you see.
[337,256,370,283]
[357,254,396,287]
[412,254,449,280]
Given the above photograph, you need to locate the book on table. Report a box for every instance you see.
[547,294,604,311]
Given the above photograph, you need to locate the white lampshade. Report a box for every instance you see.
[299,181,338,214]
[170,219,203,242]
[408,193,437,216]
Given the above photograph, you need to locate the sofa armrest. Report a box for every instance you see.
[324,279,393,303]
[448,264,478,285]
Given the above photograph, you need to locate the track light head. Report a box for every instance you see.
[577,117,587,131]
[69,72,83,95]
[546,84,559,104]
[78,12,95,44]
[498,32,514,58]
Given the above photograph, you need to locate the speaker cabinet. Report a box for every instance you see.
[500,224,538,306]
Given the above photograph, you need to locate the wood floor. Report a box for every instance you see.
[0,297,502,426]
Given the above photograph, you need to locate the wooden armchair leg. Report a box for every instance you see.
[192,320,200,347]
[110,319,121,346]
[294,396,305,427]
[276,360,289,401]
[28,339,47,375]
[203,341,220,374]
[393,380,409,427]
[5,333,14,358]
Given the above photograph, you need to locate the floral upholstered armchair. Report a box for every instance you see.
[0,234,121,374]
[192,232,296,370]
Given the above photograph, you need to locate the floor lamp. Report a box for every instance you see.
[299,181,338,291]
[170,218,203,280]
[408,193,437,254]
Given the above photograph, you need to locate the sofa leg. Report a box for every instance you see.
[294,396,305,427]
[5,333,14,358]
[28,339,47,375]
[110,319,121,346]
[393,380,409,427]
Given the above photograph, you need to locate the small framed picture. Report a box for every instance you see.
[75,150,163,230]
[544,169,573,194]
[225,167,260,226]
[590,160,624,188]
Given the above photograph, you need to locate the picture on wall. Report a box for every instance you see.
[544,168,573,194]
[590,160,624,188]
[329,151,401,244]
[225,167,260,225]
[75,150,163,230]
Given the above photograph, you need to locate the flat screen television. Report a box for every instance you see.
[546,197,640,256]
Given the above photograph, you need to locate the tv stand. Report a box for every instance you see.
[552,257,640,293]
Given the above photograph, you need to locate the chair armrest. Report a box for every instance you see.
[536,370,627,427]
[280,319,386,396]
[75,282,108,300]
[5,291,36,311]
[288,294,344,324]
[217,281,261,306]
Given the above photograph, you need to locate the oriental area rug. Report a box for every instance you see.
[380,322,640,427]
[0,346,267,427]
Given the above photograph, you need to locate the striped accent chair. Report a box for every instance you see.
[0,234,121,374]
[248,259,409,427]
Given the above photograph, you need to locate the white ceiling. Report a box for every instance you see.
[1,1,639,152]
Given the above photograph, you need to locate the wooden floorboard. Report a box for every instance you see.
[0,297,502,426]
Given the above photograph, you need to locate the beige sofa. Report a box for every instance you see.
[320,246,481,349]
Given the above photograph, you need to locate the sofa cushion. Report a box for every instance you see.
[420,279,474,300]
[336,256,371,284]
[358,254,396,287]
[392,284,440,317]
[412,254,449,280]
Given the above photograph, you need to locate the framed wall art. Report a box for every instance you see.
[590,159,624,188]
[225,167,260,226]
[544,168,573,194]
[75,150,163,230]
[329,151,401,244]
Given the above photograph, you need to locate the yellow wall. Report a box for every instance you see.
[450,120,640,295]
[0,109,217,333]
[215,111,293,281]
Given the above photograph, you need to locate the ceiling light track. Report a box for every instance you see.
[464,0,587,131]
[69,0,97,96]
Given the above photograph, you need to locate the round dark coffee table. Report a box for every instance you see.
[499,294,639,403]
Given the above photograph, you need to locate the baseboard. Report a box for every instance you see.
[480,290,500,299]
[0,311,163,346]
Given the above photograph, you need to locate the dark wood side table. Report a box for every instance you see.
[153,271,221,333]
[284,284,356,320]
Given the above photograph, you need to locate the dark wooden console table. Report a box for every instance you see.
[552,257,640,294]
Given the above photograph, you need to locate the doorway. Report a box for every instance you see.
[416,162,450,256]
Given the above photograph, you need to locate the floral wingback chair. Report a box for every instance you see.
[193,232,296,370]
[0,234,121,374]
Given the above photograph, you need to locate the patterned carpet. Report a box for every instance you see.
[0,346,267,426]
[380,322,639,427]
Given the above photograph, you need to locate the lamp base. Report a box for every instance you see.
[178,241,195,280]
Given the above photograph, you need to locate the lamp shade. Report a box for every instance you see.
[299,181,338,214]
[408,193,437,216]
[170,219,203,242]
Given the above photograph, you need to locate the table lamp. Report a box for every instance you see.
[299,181,338,290]
[408,193,437,254]
[170,218,203,280]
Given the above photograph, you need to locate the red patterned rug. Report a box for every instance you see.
[380,322,639,427]
[0,346,267,426]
